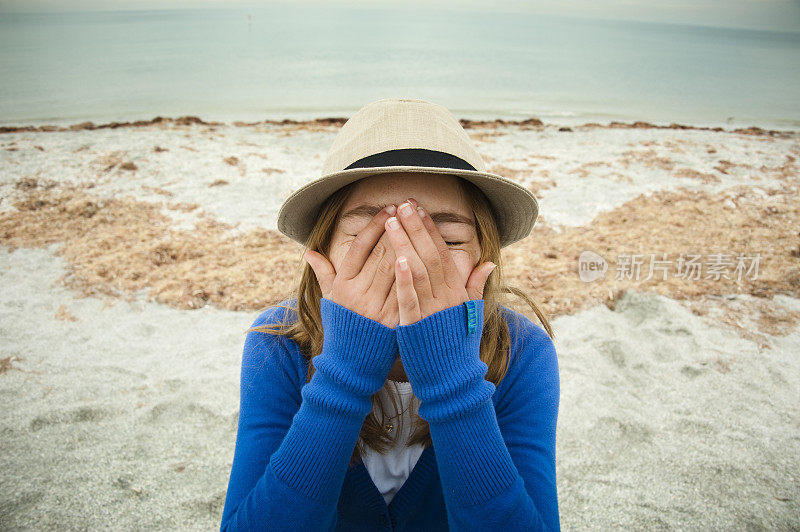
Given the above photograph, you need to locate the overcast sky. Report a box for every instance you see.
[1,0,799,32]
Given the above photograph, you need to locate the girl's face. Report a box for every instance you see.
[328,172,481,287]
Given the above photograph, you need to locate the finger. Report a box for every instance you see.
[382,277,399,327]
[466,261,497,300]
[385,215,434,302]
[338,205,396,280]
[396,256,421,325]
[359,230,392,279]
[304,249,336,296]
[361,231,397,301]
[415,203,461,287]
[396,200,445,294]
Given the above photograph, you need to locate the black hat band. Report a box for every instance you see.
[343,148,477,171]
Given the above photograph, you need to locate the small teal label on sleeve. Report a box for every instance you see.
[464,300,478,335]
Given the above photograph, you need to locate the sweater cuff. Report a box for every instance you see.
[315,297,399,400]
[268,298,399,502]
[396,299,493,422]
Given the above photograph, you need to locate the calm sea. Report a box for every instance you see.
[1,5,799,129]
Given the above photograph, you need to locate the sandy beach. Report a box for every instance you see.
[1,116,799,529]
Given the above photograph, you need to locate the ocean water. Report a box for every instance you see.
[1,5,799,129]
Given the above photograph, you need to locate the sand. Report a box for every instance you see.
[1,117,799,529]
[0,245,244,529]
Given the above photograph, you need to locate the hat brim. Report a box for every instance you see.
[277,165,539,249]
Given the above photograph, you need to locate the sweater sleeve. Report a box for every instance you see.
[220,298,398,532]
[395,299,560,532]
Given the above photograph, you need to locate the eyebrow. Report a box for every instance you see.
[339,203,475,227]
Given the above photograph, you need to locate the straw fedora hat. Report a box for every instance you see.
[277,98,539,248]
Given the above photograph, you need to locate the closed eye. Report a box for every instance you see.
[347,231,463,247]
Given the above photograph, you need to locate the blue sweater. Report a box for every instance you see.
[220,297,560,531]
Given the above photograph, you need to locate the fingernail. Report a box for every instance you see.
[488,262,497,273]
[416,206,425,218]
[387,217,400,230]
[398,256,408,270]
[385,204,396,215]
[399,202,413,217]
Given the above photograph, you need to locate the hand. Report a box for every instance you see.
[304,206,401,329]
[384,198,497,326]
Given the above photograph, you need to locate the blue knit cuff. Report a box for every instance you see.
[315,297,399,397]
[396,299,493,421]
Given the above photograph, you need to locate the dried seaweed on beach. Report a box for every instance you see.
[2,178,798,337]
[0,182,299,311]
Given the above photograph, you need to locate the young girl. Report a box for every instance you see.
[220,99,560,531]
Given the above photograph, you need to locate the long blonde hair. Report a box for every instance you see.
[249,176,554,467]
